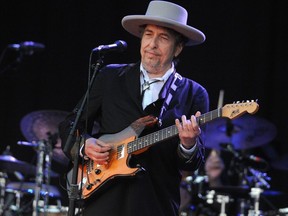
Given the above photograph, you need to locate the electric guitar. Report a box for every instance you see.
[76,101,259,199]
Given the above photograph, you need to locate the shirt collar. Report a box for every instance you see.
[140,63,175,82]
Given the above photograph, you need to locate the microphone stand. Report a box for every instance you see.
[64,54,104,216]
[33,140,46,216]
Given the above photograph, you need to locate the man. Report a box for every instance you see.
[205,150,225,188]
[59,1,209,215]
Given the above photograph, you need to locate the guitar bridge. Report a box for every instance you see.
[117,144,125,159]
[87,160,94,174]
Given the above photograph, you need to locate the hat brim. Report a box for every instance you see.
[122,15,206,46]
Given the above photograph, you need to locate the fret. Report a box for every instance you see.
[197,108,222,125]
[126,101,259,154]
[139,138,144,149]
[127,125,178,154]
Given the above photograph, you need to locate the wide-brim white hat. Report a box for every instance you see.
[121,1,206,46]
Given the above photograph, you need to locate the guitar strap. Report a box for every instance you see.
[158,72,182,127]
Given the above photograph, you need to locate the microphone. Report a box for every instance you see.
[220,143,268,170]
[7,41,45,55]
[244,155,268,170]
[93,40,127,53]
[246,155,267,164]
[220,143,239,157]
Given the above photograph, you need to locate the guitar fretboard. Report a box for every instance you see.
[127,108,222,154]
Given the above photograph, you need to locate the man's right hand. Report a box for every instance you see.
[84,138,112,165]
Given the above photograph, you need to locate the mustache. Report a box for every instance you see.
[145,49,160,56]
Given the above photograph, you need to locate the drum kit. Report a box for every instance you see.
[0,110,70,216]
[179,114,288,216]
[0,109,287,216]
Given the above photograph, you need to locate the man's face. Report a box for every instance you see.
[140,24,183,76]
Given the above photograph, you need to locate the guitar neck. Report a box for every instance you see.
[127,108,222,154]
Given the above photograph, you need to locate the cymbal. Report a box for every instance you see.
[0,155,59,178]
[20,110,69,143]
[20,110,70,166]
[205,114,277,150]
[0,155,36,176]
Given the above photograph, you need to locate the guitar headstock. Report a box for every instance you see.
[222,100,259,120]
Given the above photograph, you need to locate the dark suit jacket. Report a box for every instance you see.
[59,62,209,216]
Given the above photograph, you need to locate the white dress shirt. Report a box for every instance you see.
[140,63,174,109]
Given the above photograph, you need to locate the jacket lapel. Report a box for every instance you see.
[125,62,143,111]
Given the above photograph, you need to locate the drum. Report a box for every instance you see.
[39,205,68,216]
[3,187,33,215]
[202,188,250,216]
[3,182,62,216]
[179,171,211,216]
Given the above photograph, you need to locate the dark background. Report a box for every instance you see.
[1,0,287,210]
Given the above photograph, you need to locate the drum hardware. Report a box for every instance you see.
[183,171,208,201]
[248,187,263,216]
[216,194,230,216]
[17,109,85,215]
[202,112,281,216]
[37,199,68,216]
[237,197,251,216]
[263,209,288,216]
[4,187,25,214]
[247,168,277,216]
[179,171,209,216]
[0,146,41,215]
[234,165,271,216]
[3,182,62,215]
[33,138,54,216]
[204,163,273,216]
[218,139,273,215]
[248,168,270,189]
[192,175,208,184]
[206,190,216,205]
[15,133,59,215]
[204,189,235,216]
[279,207,288,214]
[0,172,7,215]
